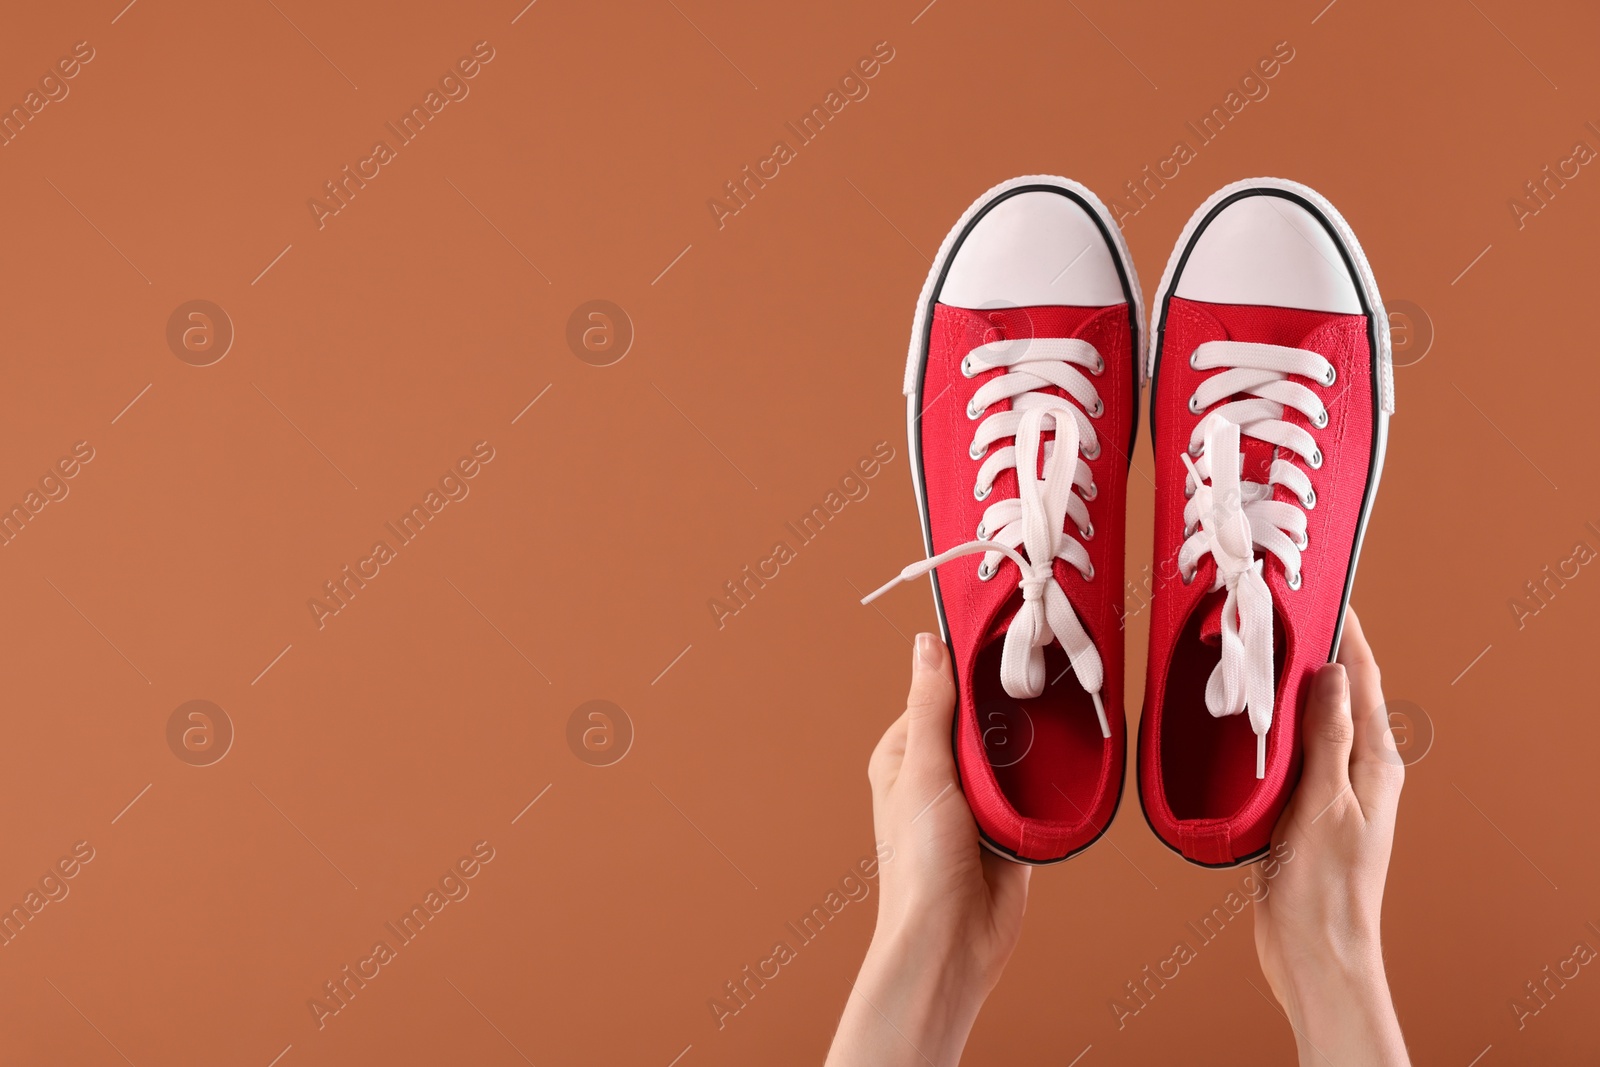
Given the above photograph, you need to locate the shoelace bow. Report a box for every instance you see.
[1177,339,1335,778]
[864,337,1109,739]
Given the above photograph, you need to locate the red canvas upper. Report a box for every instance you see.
[921,302,1133,862]
[1140,297,1374,865]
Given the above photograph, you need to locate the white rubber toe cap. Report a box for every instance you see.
[939,190,1125,309]
[1173,194,1361,314]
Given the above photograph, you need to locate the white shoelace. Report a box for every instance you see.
[1176,340,1334,778]
[864,337,1109,738]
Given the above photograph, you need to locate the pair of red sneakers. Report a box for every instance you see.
[864,176,1394,867]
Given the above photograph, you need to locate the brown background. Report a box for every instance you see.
[0,0,1596,1063]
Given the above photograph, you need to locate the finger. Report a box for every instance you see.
[1298,663,1355,821]
[1339,608,1404,813]
[868,709,909,801]
[903,633,958,783]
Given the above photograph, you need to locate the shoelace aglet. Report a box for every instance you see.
[1256,731,1266,780]
[1092,690,1110,740]
[859,541,1028,605]
[859,576,903,605]
[860,563,927,605]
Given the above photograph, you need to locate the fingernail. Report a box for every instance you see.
[915,633,942,670]
[1317,664,1349,713]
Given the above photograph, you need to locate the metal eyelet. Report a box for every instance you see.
[1081,563,1095,581]
[1080,522,1094,541]
[1091,354,1105,376]
[977,562,995,581]
[975,523,987,540]
[1083,439,1102,460]
[1309,448,1323,470]
[1312,408,1329,429]
[1301,488,1317,509]
[961,356,976,378]
[1294,531,1309,551]
[1180,567,1195,586]
[966,401,983,421]
[1287,570,1303,591]
[1183,521,1197,538]
[1188,441,1204,458]
[969,440,986,461]
[1189,351,1201,370]
[1188,395,1203,415]
[1323,366,1337,387]
[1089,397,1104,419]
[1184,479,1196,500]
[974,483,991,502]
[1081,482,1098,502]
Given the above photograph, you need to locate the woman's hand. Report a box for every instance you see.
[1254,608,1411,1066]
[826,633,1030,1067]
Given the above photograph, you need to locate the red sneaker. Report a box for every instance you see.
[864,176,1142,864]
[1138,179,1394,867]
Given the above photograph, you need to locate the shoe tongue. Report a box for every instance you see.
[1197,588,1227,646]
[984,591,1024,647]
[1237,437,1276,487]
[1195,585,1289,650]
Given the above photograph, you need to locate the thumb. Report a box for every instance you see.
[1298,663,1354,815]
[904,633,957,779]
